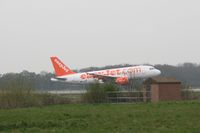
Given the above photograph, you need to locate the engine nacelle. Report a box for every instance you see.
[115,77,129,85]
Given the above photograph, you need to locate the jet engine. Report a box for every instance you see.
[115,77,129,85]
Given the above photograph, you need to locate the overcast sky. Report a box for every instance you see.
[0,0,200,73]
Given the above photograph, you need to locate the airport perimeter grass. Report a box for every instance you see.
[0,101,199,133]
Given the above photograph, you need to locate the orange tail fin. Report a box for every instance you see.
[50,57,76,76]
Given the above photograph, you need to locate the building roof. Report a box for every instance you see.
[144,76,181,84]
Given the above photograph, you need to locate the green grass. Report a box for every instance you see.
[0,101,199,133]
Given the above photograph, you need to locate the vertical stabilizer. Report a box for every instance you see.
[50,57,75,76]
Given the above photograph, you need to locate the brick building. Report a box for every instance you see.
[143,77,182,102]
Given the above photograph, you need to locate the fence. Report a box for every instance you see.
[106,91,151,103]
[182,89,200,100]
[46,90,151,103]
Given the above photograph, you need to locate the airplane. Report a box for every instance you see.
[50,57,161,85]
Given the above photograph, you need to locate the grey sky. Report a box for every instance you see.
[0,0,200,73]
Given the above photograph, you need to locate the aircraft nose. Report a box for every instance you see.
[156,69,161,75]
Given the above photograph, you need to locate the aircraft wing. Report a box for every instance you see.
[86,72,116,82]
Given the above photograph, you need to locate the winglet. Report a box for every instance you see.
[50,57,76,77]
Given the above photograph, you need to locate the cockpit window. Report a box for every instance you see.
[149,67,155,70]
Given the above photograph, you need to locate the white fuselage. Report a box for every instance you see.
[51,65,161,84]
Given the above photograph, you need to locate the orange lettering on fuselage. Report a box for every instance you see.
[80,67,142,79]
[97,69,122,76]
[127,67,142,74]
[80,74,87,79]
[80,73,94,79]
[87,74,93,79]
[122,69,127,75]
[116,69,121,75]
[110,70,116,76]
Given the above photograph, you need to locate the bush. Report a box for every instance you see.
[83,83,118,103]
[0,92,72,109]
[103,83,119,92]
[40,93,71,105]
[0,77,71,109]
[0,92,41,109]
[0,76,38,109]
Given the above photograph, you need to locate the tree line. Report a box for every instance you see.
[0,63,200,91]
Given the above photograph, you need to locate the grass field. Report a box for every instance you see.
[0,101,199,133]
